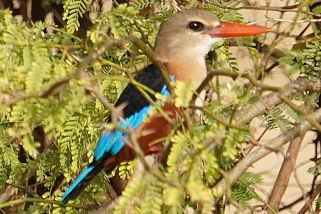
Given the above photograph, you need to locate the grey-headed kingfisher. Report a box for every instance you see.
[61,9,271,202]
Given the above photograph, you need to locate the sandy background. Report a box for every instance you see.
[225,1,318,213]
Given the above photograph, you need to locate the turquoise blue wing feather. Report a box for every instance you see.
[94,104,152,159]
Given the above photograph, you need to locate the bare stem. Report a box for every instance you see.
[0,197,87,209]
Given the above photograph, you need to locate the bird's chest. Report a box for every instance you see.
[166,58,207,90]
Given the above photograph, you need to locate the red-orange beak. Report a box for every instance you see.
[208,21,272,38]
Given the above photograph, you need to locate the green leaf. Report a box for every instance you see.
[187,179,213,202]
[163,186,182,206]
[174,81,193,107]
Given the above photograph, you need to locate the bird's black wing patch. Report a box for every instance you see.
[115,64,165,118]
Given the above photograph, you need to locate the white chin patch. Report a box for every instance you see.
[196,37,222,57]
[210,37,223,45]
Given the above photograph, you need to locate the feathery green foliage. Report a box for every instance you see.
[1,0,321,213]
[63,0,88,33]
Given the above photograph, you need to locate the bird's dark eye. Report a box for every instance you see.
[187,21,205,32]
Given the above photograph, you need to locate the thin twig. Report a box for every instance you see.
[210,3,321,18]
[1,37,125,107]
[190,105,249,132]
[298,183,321,214]
[0,197,87,209]
[128,36,172,92]
[279,94,321,132]
[266,17,321,24]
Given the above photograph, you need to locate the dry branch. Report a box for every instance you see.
[235,77,321,123]
[213,108,321,201]
[267,137,304,213]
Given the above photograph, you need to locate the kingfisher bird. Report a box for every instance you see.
[60,9,271,202]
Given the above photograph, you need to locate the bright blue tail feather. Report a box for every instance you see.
[60,165,94,202]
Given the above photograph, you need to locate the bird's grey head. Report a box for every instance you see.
[154,10,222,61]
[154,10,271,62]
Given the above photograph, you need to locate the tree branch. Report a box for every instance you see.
[213,108,321,200]
[267,137,304,213]
[235,77,321,123]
